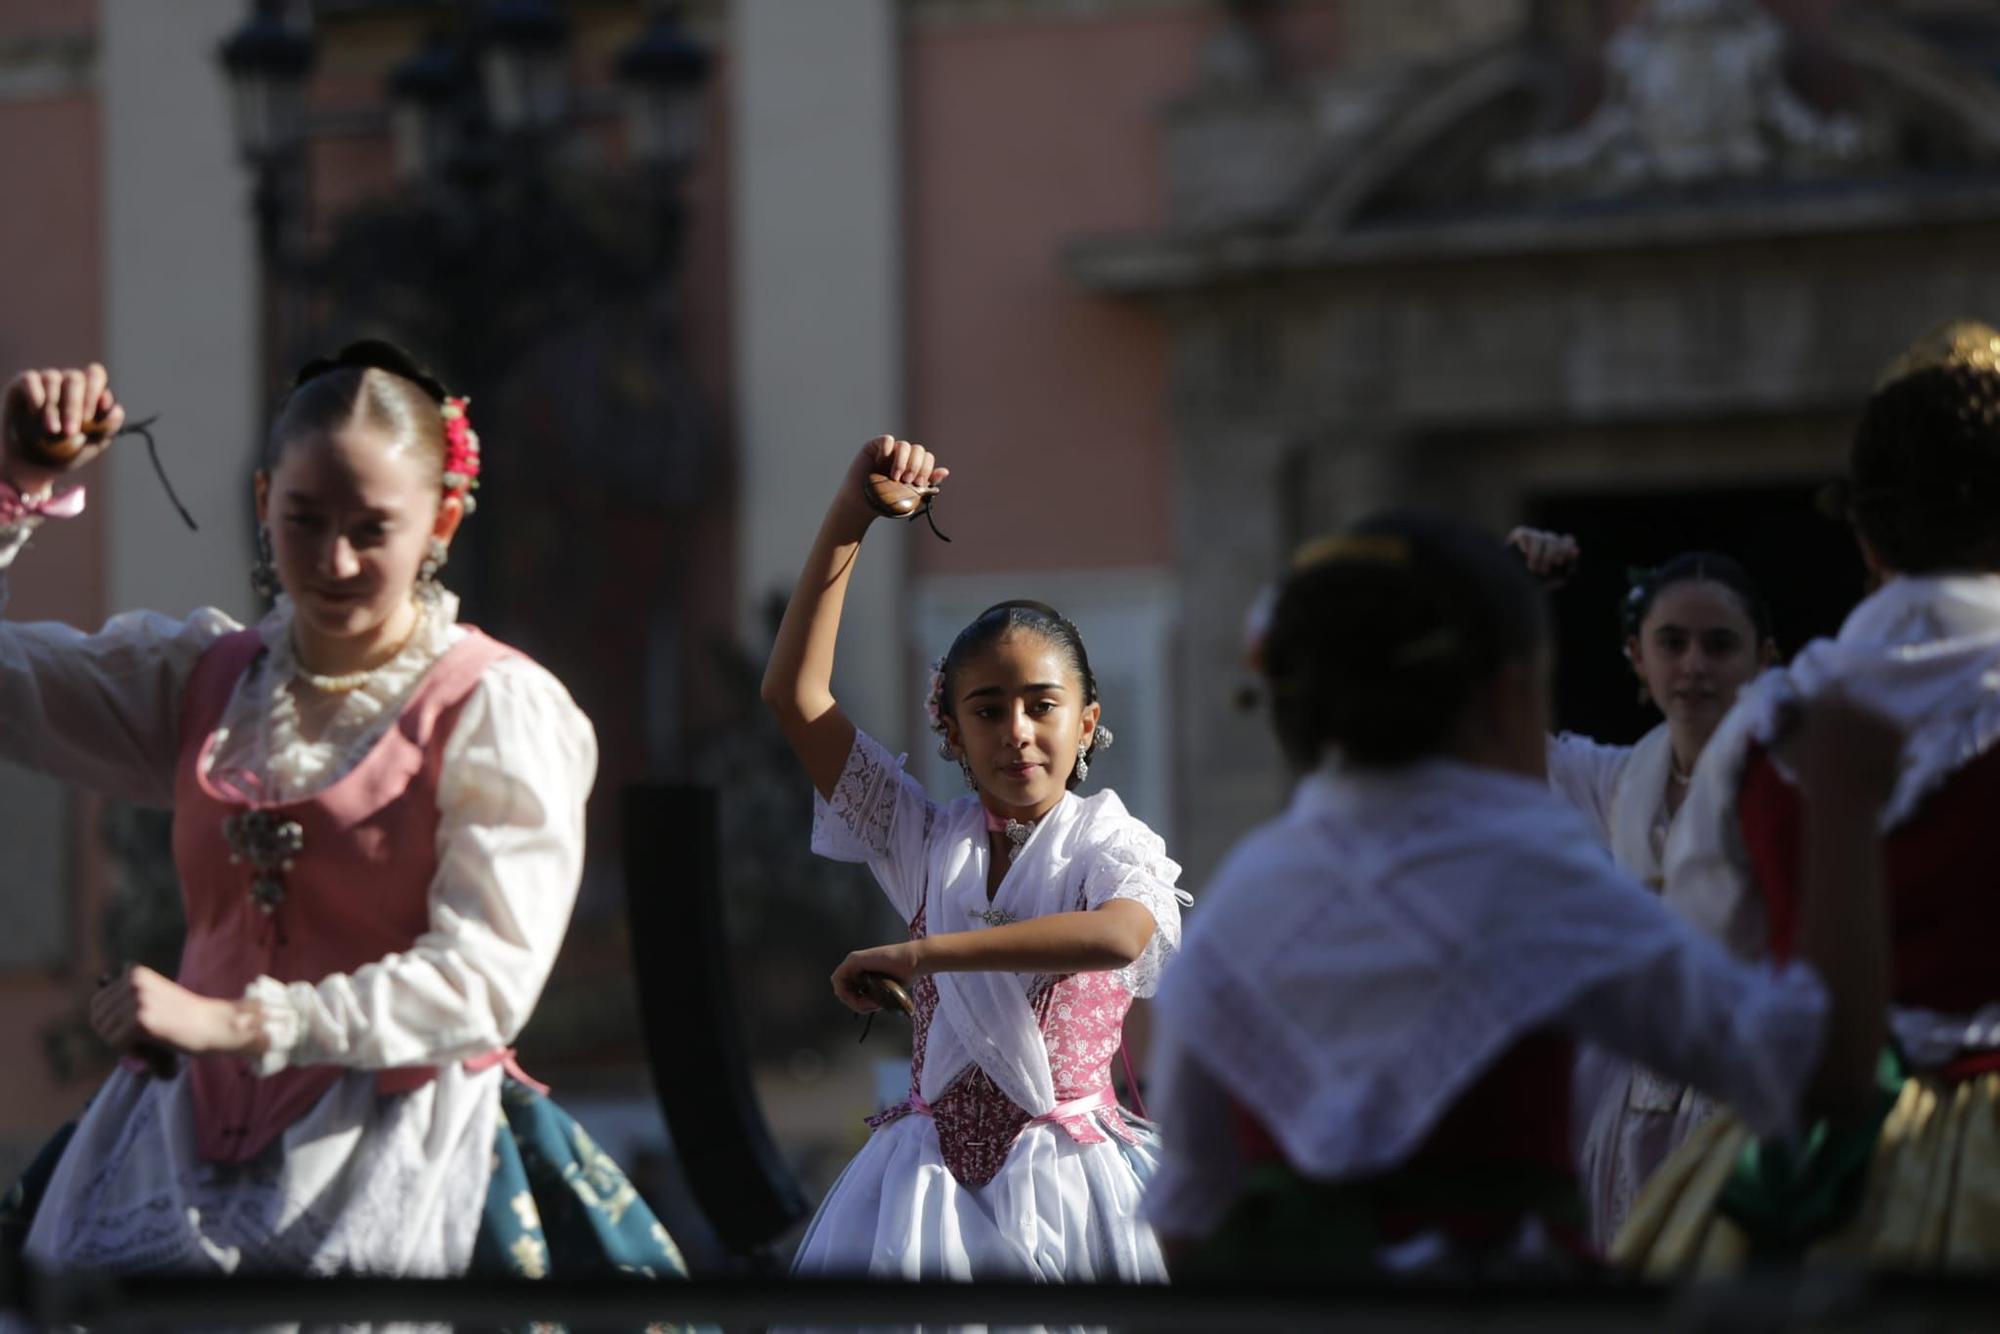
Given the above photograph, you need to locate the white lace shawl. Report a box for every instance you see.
[1144,760,1827,1235]
[812,729,1189,1110]
[1666,574,2000,958]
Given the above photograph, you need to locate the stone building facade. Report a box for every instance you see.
[1069,0,2000,876]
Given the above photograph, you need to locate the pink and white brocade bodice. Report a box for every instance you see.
[868,903,1142,1188]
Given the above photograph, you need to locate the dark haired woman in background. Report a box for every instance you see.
[1623,321,2000,1273]
[0,349,687,1280]
[1144,512,1898,1277]
[1506,531,1780,1245]
[763,435,1187,1281]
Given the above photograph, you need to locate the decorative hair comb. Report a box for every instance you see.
[1290,533,1410,570]
[13,412,196,531]
[863,473,951,542]
[1875,319,2000,391]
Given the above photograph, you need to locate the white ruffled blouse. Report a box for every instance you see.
[0,521,596,1274]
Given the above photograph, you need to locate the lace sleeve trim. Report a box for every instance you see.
[812,729,934,862]
[1084,827,1190,999]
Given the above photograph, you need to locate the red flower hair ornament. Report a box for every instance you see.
[440,395,481,513]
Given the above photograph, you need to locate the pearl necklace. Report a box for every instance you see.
[290,602,428,694]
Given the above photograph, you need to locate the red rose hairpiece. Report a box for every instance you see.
[441,395,481,512]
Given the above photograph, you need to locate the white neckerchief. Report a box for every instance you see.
[1156,758,1683,1179]
[919,786,1166,1111]
[1608,723,1675,887]
[1665,574,2000,954]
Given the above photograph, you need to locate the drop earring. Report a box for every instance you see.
[250,527,278,601]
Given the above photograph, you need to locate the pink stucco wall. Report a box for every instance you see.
[0,82,117,1141]
[903,5,1341,579]
[903,14,1197,578]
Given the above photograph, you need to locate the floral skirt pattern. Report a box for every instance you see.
[473,1077,688,1279]
[3,1077,687,1282]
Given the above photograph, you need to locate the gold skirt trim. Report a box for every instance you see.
[1613,1072,2000,1276]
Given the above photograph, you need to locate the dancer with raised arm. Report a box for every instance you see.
[1509,531,1780,1244]
[0,347,688,1281]
[1623,320,2000,1272]
[762,435,1187,1281]
[1146,512,1895,1278]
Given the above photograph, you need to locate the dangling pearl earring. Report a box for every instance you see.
[1074,744,1090,785]
[250,527,278,601]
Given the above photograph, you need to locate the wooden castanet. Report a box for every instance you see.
[854,971,915,1016]
[863,472,939,520]
[12,413,117,470]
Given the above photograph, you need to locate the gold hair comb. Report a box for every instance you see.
[1290,533,1411,570]
[1875,319,2000,391]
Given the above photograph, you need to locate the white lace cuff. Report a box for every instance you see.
[0,518,37,575]
[1085,829,1190,999]
[243,975,308,1076]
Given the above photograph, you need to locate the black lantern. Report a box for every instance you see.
[616,1,713,176]
[218,0,316,167]
[477,0,572,138]
[388,30,475,183]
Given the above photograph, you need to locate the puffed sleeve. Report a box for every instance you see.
[1081,822,1191,998]
[244,656,596,1072]
[0,527,239,807]
[1544,732,1630,847]
[809,728,940,922]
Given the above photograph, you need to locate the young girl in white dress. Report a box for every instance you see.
[1145,511,1897,1277]
[1509,531,1780,1245]
[0,347,686,1280]
[762,435,1187,1281]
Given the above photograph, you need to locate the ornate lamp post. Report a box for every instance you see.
[478,0,572,140]
[217,0,316,395]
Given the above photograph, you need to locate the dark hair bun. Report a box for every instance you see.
[1264,511,1546,770]
[1848,362,2000,573]
[293,339,448,404]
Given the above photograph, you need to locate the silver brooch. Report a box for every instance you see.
[224,809,305,914]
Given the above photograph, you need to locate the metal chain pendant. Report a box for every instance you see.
[223,809,305,915]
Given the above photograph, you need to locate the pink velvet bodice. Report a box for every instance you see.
[171,625,514,1164]
[868,901,1141,1187]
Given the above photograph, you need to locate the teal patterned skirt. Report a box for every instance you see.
[3,1077,689,1281]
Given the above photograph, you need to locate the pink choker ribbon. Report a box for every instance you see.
[0,478,85,524]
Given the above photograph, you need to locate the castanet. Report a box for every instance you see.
[861,472,951,541]
[13,413,118,470]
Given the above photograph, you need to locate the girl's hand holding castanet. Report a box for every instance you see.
[3,364,124,498]
[840,434,949,530]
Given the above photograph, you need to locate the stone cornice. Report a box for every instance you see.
[1068,176,2000,293]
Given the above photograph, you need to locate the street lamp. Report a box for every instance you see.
[616,1,713,178]
[478,0,572,138]
[388,29,476,183]
[218,0,315,168]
